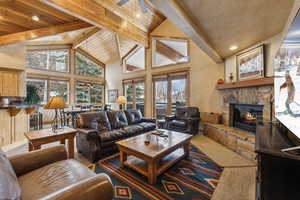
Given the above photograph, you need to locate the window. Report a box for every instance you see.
[27,49,69,72]
[153,71,189,118]
[26,77,69,104]
[49,80,69,104]
[75,52,104,78]
[123,78,145,115]
[152,37,189,68]
[75,81,104,104]
[123,47,146,73]
[26,78,48,104]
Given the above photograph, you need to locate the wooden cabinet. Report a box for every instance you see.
[0,109,29,147]
[0,70,25,97]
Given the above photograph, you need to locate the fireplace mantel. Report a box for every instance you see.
[216,77,273,90]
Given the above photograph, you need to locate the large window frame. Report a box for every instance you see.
[26,48,70,73]
[152,70,190,118]
[75,80,105,105]
[123,77,146,115]
[75,49,105,79]
[26,76,70,105]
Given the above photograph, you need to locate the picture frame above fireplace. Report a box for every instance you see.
[237,45,265,81]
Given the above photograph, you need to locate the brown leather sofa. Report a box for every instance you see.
[7,145,113,200]
[76,110,156,162]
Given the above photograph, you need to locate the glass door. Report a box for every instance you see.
[171,78,187,114]
[153,72,188,118]
[135,82,145,115]
[154,80,168,119]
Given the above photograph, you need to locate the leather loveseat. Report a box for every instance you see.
[165,106,200,135]
[1,145,113,200]
[76,109,156,162]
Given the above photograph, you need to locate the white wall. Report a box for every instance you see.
[106,20,224,117]
[224,34,282,82]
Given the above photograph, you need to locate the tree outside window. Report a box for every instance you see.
[123,80,145,115]
[76,81,104,104]
[27,49,69,72]
[75,52,104,78]
[26,78,69,104]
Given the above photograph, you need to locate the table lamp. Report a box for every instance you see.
[44,96,68,132]
[116,96,126,110]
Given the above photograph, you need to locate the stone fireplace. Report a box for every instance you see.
[221,85,273,125]
[230,103,264,133]
[204,85,273,161]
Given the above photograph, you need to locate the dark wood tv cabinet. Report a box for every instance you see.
[256,122,300,200]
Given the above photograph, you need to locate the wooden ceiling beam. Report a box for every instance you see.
[94,0,148,32]
[16,0,76,22]
[39,0,149,47]
[115,34,121,60]
[149,0,223,63]
[72,27,100,49]
[0,21,92,46]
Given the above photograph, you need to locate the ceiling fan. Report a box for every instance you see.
[117,0,148,13]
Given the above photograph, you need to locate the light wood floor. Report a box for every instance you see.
[2,133,256,200]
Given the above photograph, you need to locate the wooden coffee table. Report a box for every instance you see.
[116,130,192,184]
[24,127,77,159]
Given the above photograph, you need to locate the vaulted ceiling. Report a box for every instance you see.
[150,0,295,62]
[176,0,295,58]
[0,0,295,64]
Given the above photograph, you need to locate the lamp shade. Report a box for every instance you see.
[44,96,68,109]
[116,96,126,104]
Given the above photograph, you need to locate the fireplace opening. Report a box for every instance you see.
[230,103,264,133]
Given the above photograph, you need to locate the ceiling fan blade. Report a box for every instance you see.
[139,0,148,13]
[117,0,130,6]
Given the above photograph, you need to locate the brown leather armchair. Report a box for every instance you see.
[8,145,113,200]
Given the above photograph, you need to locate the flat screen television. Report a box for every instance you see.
[275,10,300,139]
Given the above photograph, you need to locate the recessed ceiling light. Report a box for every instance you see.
[136,13,141,18]
[32,15,39,22]
[229,45,238,51]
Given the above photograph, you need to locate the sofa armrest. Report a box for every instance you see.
[77,128,99,141]
[40,173,113,200]
[165,115,176,122]
[141,117,156,123]
[8,145,67,177]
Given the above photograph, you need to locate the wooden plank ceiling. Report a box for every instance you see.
[0,0,165,64]
[0,0,79,35]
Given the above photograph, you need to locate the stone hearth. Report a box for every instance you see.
[204,123,255,160]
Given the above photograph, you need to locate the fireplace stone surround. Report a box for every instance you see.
[204,85,273,161]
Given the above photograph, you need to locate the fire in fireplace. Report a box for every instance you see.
[230,103,264,133]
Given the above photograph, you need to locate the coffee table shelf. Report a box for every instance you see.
[124,148,185,177]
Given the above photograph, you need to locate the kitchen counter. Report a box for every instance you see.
[0,104,38,109]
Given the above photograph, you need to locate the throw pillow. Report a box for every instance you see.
[0,149,21,200]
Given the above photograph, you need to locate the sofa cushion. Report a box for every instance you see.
[125,110,143,124]
[137,122,156,132]
[170,120,187,127]
[90,112,112,131]
[19,160,95,200]
[107,111,128,129]
[99,130,126,143]
[77,112,101,128]
[123,125,144,136]
[0,149,21,200]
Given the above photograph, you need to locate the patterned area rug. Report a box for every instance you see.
[95,145,223,200]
